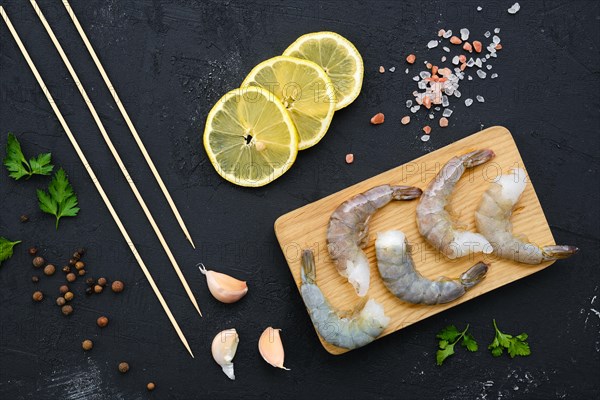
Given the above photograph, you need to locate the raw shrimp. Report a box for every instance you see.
[375,230,488,304]
[327,185,423,296]
[300,249,390,350]
[475,168,579,264]
[416,149,495,259]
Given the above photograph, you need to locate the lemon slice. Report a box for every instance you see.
[203,86,298,187]
[283,32,363,110]
[241,56,335,150]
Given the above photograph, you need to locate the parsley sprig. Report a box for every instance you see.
[436,324,478,366]
[3,133,53,180]
[0,237,21,267]
[37,168,80,229]
[488,319,531,358]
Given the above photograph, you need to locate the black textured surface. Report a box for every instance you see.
[1,1,599,399]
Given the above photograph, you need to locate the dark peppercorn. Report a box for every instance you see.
[64,292,74,301]
[93,285,103,294]
[68,258,77,266]
[97,277,107,287]
[61,305,73,316]
[85,277,95,286]
[32,257,45,268]
[59,285,69,294]
[56,297,66,306]
[20,214,29,223]
[28,247,38,256]
[66,273,77,282]
[118,362,129,373]
[31,275,40,283]
[43,264,56,276]
[82,339,93,351]
[85,287,94,295]
[32,291,43,302]
[76,247,86,256]
[111,281,124,293]
[62,265,71,273]
[97,316,109,328]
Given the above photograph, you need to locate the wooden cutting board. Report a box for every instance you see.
[274,126,557,355]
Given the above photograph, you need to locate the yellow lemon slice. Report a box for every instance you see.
[283,32,363,110]
[203,86,298,187]
[241,56,335,150]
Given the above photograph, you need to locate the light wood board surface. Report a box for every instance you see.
[274,126,557,355]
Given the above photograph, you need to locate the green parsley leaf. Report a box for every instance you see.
[488,319,531,358]
[0,237,21,267]
[436,324,478,366]
[37,168,80,229]
[3,133,53,180]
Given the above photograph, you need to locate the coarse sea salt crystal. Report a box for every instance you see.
[477,95,485,102]
[411,105,421,113]
[441,56,447,62]
[468,75,473,80]
[452,56,460,65]
[465,98,473,106]
[435,106,441,111]
[442,95,449,107]
[389,66,396,72]
[418,81,427,89]
[481,57,487,63]
[443,46,450,53]
[429,113,435,120]
[477,6,482,11]
[491,73,498,79]
[508,2,520,14]
[467,58,475,67]
[486,64,492,70]
[484,31,491,38]
[477,70,487,79]
[413,75,420,81]
[420,71,431,79]
[475,58,482,68]
[406,100,413,108]
[443,30,452,39]
[405,68,409,74]
[427,40,439,49]
[420,135,430,142]
[493,35,501,44]
[454,90,462,98]
[460,28,470,41]
[494,28,501,34]
[485,54,491,59]
[443,108,453,117]
[491,52,497,58]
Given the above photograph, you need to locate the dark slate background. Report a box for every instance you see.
[1,1,599,399]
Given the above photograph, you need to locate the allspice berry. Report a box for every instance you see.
[59,285,69,294]
[82,339,93,351]
[111,281,124,293]
[85,278,95,286]
[93,285,103,294]
[66,273,77,282]
[75,261,85,270]
[56,296,66,306]
[43,264,56,276]
[76,247,86,257]
[147,382,155,391]
[69,258,77,266]
[28,247,38,256]
[32,291,43,302]
[97,277,107,287]
[118,362,129,373]
[62,265,71,273]
[72,251,81,260]
[31,275,40,283]
[32,256,45,268]
[78,269,86,277]
[64,291,74,301]
[97,316,109,328]
[61,305,74,316]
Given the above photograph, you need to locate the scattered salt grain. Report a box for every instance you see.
[389,66,396,72]
[475,58,482,68]
[476,95,485,102]
[454,90,462,98]
[466,58,475,67]
[434,107,441,111]
[491,73,498,79]
[429,113,435,120]
[420,71,431,79]
[494,28,501,34]
[379,66,385,73]
[418,81,427,89]
[439,117,449,127]
[406,100,413,108]
[405,68,409,74]
[345,154,354,164]
[443,108,453,117]
[485,54,491,59]
[465,98,473,107]
[452,56,460,65]
[441,95,449,107]
[477,6,482,11]
[477,70,487,79]
[441,56,447,62]
[423,126,431,134]
[413,75,420,81]
[486,64,492,70]
[493,35,501,44]
[443,47,450,53]
[468,75,473,80]
[427,40,439,49]
[420,135,430,142]
[484,31,491,38]
[401,116,411,125]
[443,30,452,39]
[411,105,421,113]
[460,28,470,41]
[508,3,520,14]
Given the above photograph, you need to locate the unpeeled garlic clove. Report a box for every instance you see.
[211,328,239,380]
[199,264,248,303]
[258,327,290,370]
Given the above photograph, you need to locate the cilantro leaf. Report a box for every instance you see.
[436,324,478,366]
[488,319,531,358]
[3,133,53,180]
[37,168,80,229]
[0,237,21,267]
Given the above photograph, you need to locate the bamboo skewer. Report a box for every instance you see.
[61,0,196,249]
[29,0,202,317]
[0,6,194,358]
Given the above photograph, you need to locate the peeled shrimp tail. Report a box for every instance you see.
[541,245,579,261]
[458,262,488,289]
[462,149,495,167]
[391,186,423,200]
[299,249,390,350]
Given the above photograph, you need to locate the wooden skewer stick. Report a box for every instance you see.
[61,0,196,249]
[0,6,194,358]
[29,0,202,317]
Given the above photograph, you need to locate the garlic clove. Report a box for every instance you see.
[258,327,290,370]
[199,264,248,303]
[211,328,239,380]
